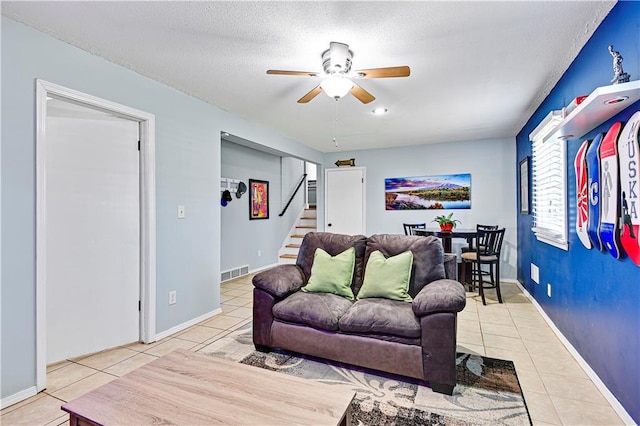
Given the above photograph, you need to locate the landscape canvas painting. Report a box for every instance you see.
[385,174,471,210]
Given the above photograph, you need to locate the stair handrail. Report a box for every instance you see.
[279,173,307,217]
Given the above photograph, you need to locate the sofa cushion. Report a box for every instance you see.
[273,291,353,331]
[357,250,413,302]
[338,298,421,338]
[301,247,355,300]
[362,234,445,298]
[297,232,367,290]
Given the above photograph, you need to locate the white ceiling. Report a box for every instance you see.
[3,1,615,153]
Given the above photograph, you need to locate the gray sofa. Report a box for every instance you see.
[252,232,466,394]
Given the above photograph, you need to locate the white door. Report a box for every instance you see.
[46,100,140,363]
[325,167,366,235]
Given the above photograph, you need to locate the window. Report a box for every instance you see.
[530,111,568,250]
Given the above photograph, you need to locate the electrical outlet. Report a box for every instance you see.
[177,205,185,219]
[169,291,177,305]
[547,283,552,298]
[258,249,262,257]
[531,263,540,284]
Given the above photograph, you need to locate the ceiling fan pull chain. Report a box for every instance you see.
[333,99,339,148]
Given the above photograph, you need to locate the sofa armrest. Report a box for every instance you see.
[412,279,466,316]
[252,265,306,298]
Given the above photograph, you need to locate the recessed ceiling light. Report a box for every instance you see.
[372,107,388,115]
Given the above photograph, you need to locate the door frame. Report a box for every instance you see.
[324,167,366,234]
[35,79,156,391]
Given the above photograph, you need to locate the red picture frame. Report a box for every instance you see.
[249,179,269,220]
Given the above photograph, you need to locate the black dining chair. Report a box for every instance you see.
[461,224,498,252]
[403,223,426,236]
[468,224,499,279]
[460,224,498,284]
[460,227,505,305]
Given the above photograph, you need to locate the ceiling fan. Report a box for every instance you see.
[266,42,410,104]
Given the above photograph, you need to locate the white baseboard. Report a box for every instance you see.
[154,308,222,342]
[1,386,37,410]
[514,280,635,425]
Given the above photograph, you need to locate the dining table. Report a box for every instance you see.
[412,228,478,253]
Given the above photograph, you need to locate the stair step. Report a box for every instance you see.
[291,234,306,239]
[279,254,297,259]
[300,216,316,220]
[296,225,316,229]
[306,206,317,210]
[286,244,301,248]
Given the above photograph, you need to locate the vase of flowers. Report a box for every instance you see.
[432,213,461,232]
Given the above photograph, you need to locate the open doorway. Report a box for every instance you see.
[35,80,156,391]
[45,97,141,364]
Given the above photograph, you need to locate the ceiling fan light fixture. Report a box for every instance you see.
[267,41,410,104]
[320,75,354,99]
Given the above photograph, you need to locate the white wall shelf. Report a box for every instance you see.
[542,80,640,143]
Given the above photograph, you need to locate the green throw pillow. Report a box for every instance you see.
[301,247,355,300]
[358,250,414,302]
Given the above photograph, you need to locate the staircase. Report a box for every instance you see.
[279,205,317,264]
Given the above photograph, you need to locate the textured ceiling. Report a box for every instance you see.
[2,1,615,153]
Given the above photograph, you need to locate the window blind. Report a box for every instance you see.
[531,136,568,249]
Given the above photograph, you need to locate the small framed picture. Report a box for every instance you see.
[520,157,530,215]
[249,179,269,220]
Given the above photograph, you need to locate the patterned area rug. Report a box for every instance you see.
[203,325,531,425]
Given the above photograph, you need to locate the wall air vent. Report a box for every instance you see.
[221,265,250,282]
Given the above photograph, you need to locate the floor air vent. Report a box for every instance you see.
[221,265,250,282]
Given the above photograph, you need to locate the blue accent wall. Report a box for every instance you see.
[516,2,640,422]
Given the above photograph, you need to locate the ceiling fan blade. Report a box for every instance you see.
[354,66,411,78]
[267,70,319,77]
[350,83,375,104]
[297,85,323,103]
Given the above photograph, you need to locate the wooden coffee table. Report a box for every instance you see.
[62,349,355,425]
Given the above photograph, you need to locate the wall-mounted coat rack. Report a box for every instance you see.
[220,177,241,194]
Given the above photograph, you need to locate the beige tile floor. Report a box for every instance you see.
[1,275,626,425]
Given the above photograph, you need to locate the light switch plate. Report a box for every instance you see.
[177,205,185,219]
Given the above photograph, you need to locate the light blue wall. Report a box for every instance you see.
[322,137,517,279]
[0,17,321,402]
[1,15,220,398]
[220,142,305,271]
[221,141,281,270]
[516,2,640,421]
[218,115,323,166]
